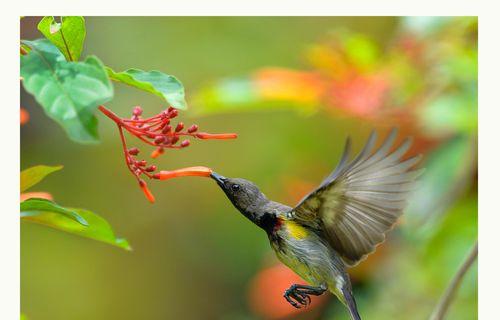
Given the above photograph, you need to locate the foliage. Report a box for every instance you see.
[21,198,88,226]
[37,16,86,62]
[21,16,235,201]
[20,165,130,250]
[22,208,130,251]
[21,16,188,143]
[21,39,112,143]
[20,164,62,192]
[106,68,187,109]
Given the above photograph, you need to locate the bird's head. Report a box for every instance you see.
[210,171,269,224]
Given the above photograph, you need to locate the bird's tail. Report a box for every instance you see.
[342,287,361,320]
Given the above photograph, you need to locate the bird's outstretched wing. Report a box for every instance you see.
[293,129,423,266]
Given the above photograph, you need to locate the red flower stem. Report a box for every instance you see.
[117,125,153,179]
[132,132,160,147]
[117,126,137,177]
[98,107,158,139]
[122,114,162,123]
[99,105,236,142]
[99,104,236,187]
[98,105,122,124]
[137,118,164,131]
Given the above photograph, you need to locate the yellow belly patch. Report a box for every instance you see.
[286,220,309,239]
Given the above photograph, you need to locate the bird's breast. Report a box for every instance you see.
[268,219,311,256]
[283,220,309,240]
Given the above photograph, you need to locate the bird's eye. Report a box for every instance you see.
[231,184,240,191]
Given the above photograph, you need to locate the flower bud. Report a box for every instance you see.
[128,147,140,155]
[175,122,184,132]
[180,140,190,147]
[169,109,178,118]
[145,165,157,172]
[154,136,166,144]
[187,124,198,133]
[133,106,143,116]
[171,136,179,144]
[138,160,147,167]
[162,125,172,134]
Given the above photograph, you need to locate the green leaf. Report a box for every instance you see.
[419,95,477,136]
[106,67,186,109]
[22,206,131,251]
[21,198,88,226]
[20,165,63,192]
[20,39,113,143]
[37,16,86,61]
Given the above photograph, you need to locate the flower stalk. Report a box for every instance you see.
[98,105,236,202]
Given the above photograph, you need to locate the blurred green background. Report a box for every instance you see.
[21,17,477,320]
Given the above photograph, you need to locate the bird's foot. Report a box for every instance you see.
[284,286,310,308]
[283,284,326,309]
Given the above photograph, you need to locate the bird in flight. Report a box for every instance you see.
[210,129,423,320]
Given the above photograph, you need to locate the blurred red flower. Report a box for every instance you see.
[327,73,390,117]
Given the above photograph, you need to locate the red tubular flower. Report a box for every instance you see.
[154,166,213,180]
[195,132,238,140]
[98,105,236,202]
[139,180,155,203]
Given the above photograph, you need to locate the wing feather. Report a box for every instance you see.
[293,129,423,266]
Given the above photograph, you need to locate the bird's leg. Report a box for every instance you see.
[284,284,327,308]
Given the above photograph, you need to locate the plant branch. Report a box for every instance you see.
[96,104,236,202]
[429,240,478,320]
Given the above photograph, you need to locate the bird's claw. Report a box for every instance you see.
[284,286,312,309]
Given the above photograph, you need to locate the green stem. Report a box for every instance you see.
[429,240,478,320]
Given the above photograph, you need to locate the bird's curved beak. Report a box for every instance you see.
[210,171,227,188]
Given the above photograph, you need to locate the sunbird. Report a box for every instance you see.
[210,129,423,320]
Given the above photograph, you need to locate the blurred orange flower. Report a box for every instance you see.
[20,107,29,125]
[254,68,325,106]
[248,263,328,319]
[20,192,53,202]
